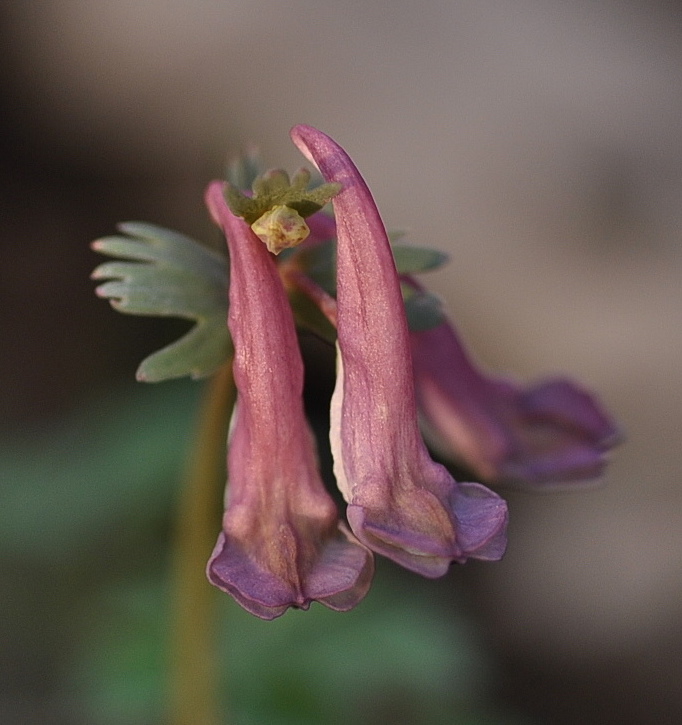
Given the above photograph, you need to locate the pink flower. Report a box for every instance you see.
[411,315,621,488]
[291,125,508,577]
[204,181,373,619]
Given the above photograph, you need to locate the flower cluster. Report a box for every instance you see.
[204,126,618,617]
[93,125,620,620]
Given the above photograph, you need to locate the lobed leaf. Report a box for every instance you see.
[92,222,231,381]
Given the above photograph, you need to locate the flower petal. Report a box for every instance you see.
[291,126,508,575]
[204,180,373,618]
[411,316,621,488]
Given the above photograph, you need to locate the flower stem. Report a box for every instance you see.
[169,363,235,725]
[283,267,339,327]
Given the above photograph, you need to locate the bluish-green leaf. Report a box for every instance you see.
[402,284,446,331]
[92,222,231,381]
[393,245,449,275]
[293,240,338,296]
[227,145,264,190]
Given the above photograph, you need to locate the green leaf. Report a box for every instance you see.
[289,287,338,345]
[227,168,341,225]
[402,284,446,331]
[92,222,231,382]
[293,239,338,296]
[227,145,263,190]
[393,245,449,275]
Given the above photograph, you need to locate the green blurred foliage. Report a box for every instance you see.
[0,381,201,561]
[0,382,526,725]
[72,566,521,725]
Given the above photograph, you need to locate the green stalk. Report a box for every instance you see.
[169,363,235,725]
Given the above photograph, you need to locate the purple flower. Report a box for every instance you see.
[291,125,508,577]
[410,313,621,488]
[204,181,373,619]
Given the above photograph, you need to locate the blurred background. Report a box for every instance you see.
[2,0,681,723]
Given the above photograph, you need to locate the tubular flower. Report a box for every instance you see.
[204,181,373,619]
[291,125,508,577]
[410,315,621,488]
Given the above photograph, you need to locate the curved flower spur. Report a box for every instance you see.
[204,181,373,620]
[291,125,509,577]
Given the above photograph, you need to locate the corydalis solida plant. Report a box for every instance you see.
[92,125,620,619]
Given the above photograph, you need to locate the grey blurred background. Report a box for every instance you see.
[2,0,681,722]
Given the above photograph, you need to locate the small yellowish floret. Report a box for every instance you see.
[251,205,310,255]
